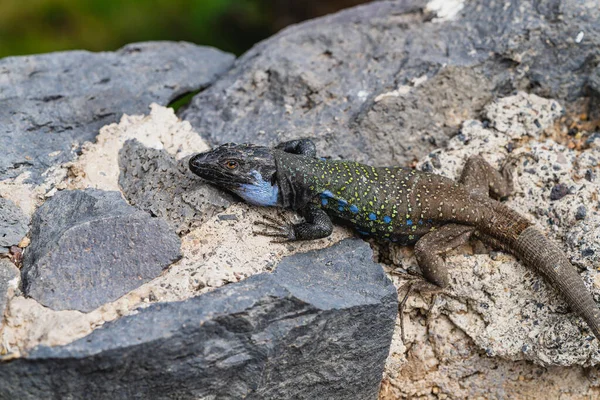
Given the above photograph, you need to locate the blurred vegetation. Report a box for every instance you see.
[0,0,370,58]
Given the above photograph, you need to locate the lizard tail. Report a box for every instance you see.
[480,203,600,340]
[513,226,600,340]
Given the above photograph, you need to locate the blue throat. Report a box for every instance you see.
[237,170,280,206]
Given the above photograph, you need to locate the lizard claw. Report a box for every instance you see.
[253,215,296,242]
[501,152,537,174]
[500,152,538,189]
[396,278,447,344]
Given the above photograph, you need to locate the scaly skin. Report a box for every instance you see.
[189,139,600,340]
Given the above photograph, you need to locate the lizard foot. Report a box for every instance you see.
[396,277,447,344]
[253,215,296,243]
[501,152,537,181]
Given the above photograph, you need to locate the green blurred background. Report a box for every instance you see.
[0,0,370,58]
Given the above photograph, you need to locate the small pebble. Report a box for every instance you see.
[582,248,595,257]
[585,170,595,182]
[18,237,30,248]
[550,183,569,201]
[575,205,587,220]
[420,162,433,173]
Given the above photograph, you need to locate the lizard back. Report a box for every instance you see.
[274,150,477,244]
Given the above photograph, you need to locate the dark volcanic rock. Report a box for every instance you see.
[181,0,600,166]
[0,41,234,182]
[0,239,397,400]
[0,259,18,329]
[0,198,28,253]
[118,139,234,234]
[22,189,181,312]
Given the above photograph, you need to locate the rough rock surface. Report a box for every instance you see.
[381,92,600,398]
[0,41,234,182]
[0,239,397,400]
[181,0,600,168]
[0,0,599,398]
[22,189,181,312]
[0,105,351,358]
[118,139,234,234]
[0,198,28,253]
[0,259,18,331]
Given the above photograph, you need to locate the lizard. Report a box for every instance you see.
[188,138,600,340]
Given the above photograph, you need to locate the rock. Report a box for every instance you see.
[0,202,352,356]
[0,198,28,253]
[550,183,570,201]
[22,189,181,312]
[378,92,600,398]
[360,91,600,398]
[484,92,563,139]
[575,205,587,221]
[0,239,397,400]
[0,41,234,182]
[118,139,234,234]
[181,0,599,167]
[0,259,19,330]
[1,0,599,397]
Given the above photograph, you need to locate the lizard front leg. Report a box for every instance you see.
[274,138,317,157]
[254,203,333,242]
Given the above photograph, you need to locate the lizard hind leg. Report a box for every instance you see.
[414,224,476,288]
[459,155,514,199]
[395,224,475,342]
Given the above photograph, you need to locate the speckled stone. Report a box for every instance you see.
[22,189,181,312]
[0,42,234,182]
[0,239,397,400]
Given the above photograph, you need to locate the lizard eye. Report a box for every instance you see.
[224,160,238,169]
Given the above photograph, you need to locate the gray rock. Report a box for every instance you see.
[118,139,234,234]
[0,198,28,253]
[0,259,18,329]
[0,41,235,182]
[0,239,397,400]
[181,0,600,166]
[22,189,181,312]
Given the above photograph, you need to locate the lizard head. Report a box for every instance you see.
[189,143,280,206]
